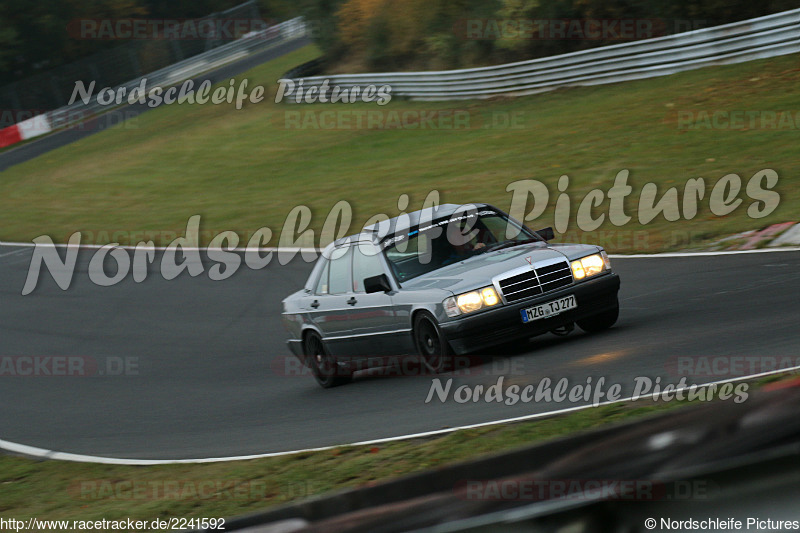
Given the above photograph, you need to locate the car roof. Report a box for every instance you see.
[362,203,486,233]
[332,203,491,246]
[310,203,495,290]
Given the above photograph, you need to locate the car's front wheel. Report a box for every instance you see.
[414,312,452,373]
[576,300,619,333]
[304,331,351,388]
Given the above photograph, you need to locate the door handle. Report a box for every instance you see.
[346,297,357,306]
[310,300,320,308]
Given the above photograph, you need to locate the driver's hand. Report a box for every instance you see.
[473,242,486,250]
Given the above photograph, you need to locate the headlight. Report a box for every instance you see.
[571,253,609,281]
[444,286,501,317]
[457,291,483,313]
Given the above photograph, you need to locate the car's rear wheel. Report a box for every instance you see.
[304,332,351,388]
[576,300,619,333]
[414,312,451,373]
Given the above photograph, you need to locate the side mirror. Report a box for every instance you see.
[535,227,555,241]
[364,274,392,294]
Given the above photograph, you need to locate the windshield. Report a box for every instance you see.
[382,210,539,282]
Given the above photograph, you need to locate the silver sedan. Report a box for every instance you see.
[282,203,620,387]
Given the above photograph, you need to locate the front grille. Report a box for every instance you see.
[498,262,573,303]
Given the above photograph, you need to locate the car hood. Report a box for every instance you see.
[400,242,600,295]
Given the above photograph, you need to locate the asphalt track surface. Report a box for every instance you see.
[1,246,799,460]
[0,36,311,172]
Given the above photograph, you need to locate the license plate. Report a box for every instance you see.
[521,295,576,323]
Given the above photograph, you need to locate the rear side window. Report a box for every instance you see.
[328,247,353,295]
[352,244,385,292]
[314,260,330,294]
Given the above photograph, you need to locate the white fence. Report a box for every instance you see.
[288,9,800,101]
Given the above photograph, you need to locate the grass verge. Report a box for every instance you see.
[0,47,798,252]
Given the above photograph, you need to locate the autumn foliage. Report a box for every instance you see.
[313,0,800,72]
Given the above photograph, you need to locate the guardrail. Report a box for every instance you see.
[47,17,306,130]
[286,9,800,101]
[0,17,306,148]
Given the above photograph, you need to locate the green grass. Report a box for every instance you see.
[1,46,798,252]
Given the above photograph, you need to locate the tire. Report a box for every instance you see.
[304,332,351,388]
[413,312,452,374]
[576,300,619,333]
[550,322,575,337]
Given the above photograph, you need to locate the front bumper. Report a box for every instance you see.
[440,272,620,355]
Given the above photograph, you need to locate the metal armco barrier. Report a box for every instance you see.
[0,17,306,148]
[285,9,800,101]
